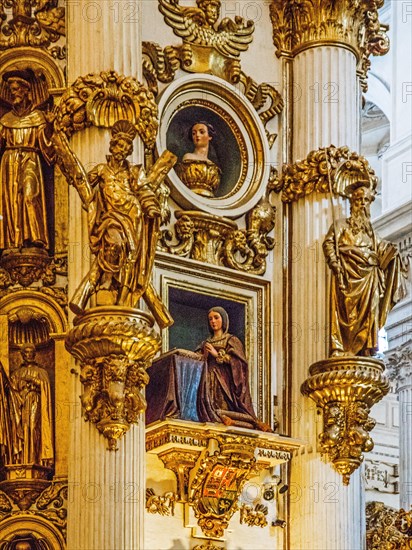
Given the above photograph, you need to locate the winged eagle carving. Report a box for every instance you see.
[158,0,255,58]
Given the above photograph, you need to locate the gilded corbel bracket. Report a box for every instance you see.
[146,419,304,538]
[273,146,377,203]
[160,174,277,275]
[65,308,161,451]
[301,357,389,485]
[269,0,389,91]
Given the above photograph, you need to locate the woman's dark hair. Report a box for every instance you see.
[187,121,216,142]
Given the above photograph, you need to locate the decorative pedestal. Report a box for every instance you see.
[65,306,161,450]
[146,419,304,538]
[0,248,52,287]
[0,464,52,510]
[301,356,390,484]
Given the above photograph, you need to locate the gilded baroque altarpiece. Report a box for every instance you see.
[0,0,409,548]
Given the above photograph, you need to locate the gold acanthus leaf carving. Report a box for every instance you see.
[0,0,65,50]
[366,501,412,550]
[146,488,177,516]
[239,503,268,528]
[275,146,378,203]
[269,0,389,91]
[55,70,158,150]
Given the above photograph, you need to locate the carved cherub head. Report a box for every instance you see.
[196,0,221,26]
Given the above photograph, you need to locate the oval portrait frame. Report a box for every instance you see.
[157,74,270,219]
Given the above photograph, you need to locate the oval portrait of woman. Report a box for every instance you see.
[166,106,242,198]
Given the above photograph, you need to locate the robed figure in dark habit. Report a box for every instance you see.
[196,306,269,431]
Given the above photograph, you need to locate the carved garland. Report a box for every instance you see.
[273,146,378,202]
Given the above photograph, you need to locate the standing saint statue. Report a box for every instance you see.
[323,180,407,357]
[0,68,55,251]
[0,344,53,468]
[10,343,54,467]
[70,120,176,328]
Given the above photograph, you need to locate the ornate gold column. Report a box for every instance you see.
[270,2,389,548]
[65,2,145,548]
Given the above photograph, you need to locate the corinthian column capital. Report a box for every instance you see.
[385,339,412,391]
[269,0,389,89]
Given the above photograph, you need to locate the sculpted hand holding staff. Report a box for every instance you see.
[323,180,407,357]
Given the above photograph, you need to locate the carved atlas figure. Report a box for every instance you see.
[196,306,270,430]
[323,176,407,357]
[68,120,176,328]
[0,68,55,251]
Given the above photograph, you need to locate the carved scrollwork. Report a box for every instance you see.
[146,488,177,516]
[142,41,180,96]
[237,72,283,147]
[0,490,13,514]
[269,0,389,90]
[193,542,224,550]
[239,503,268,528]
[160,178,276,275]
[366,501,412,550]
[0,0,65,51]
[0,481,67,542]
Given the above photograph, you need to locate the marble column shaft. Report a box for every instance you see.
[66,2,145,548]
[288,45,364,550]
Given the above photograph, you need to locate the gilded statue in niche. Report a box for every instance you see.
[70,120,176,328]
[0,68,55,252]
[323,180,407,357]
[0,343,53,469]
[175,121,221,197]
